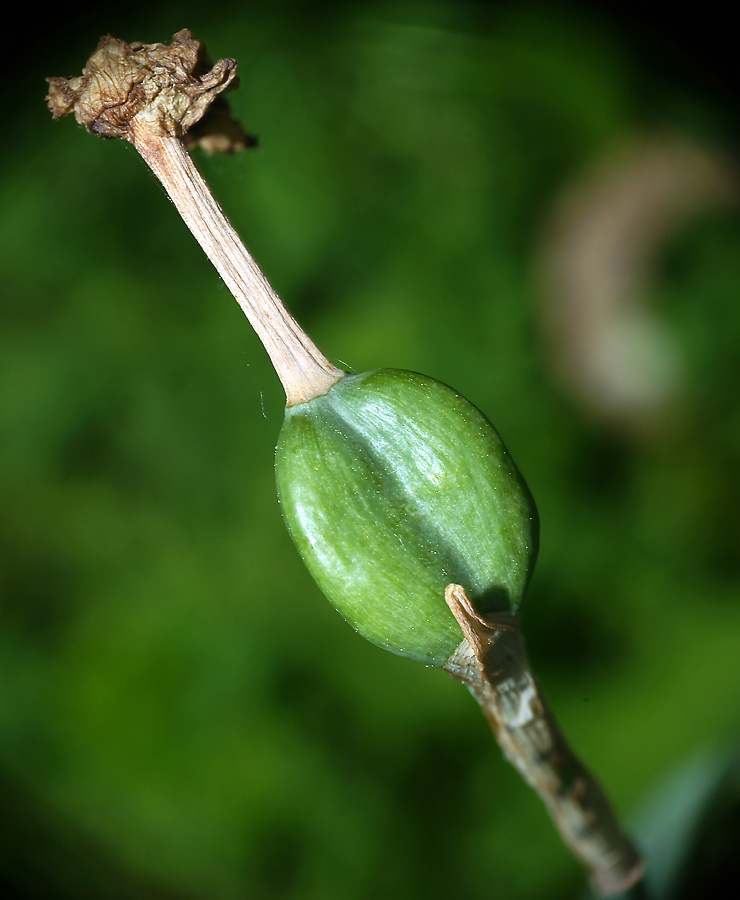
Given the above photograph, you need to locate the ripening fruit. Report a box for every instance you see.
[48,34,644,890]
[276,369,538,666]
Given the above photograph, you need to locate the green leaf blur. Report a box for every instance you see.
[2,2,739,898]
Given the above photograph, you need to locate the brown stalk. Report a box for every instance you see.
[444,584,644,896]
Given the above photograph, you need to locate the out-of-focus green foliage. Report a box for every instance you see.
[2,2,739,898]
[582,746,740,900]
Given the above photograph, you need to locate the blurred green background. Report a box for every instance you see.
[2,1,739,898]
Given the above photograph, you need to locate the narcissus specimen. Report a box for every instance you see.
[48,31,643,896]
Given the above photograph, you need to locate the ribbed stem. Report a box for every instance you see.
[129,119,345,406]
[444,584,643,897]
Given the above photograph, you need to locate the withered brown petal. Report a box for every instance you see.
[46,29,249,152]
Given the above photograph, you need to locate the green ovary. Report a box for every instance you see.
[275,369,538,667]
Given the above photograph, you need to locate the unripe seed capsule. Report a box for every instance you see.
[276,369,538,666]
[47,32,643,896]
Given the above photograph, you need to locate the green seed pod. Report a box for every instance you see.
[47,37,642,890]
[276,368,538,666]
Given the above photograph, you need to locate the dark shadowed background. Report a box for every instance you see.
[2,2,739,898]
